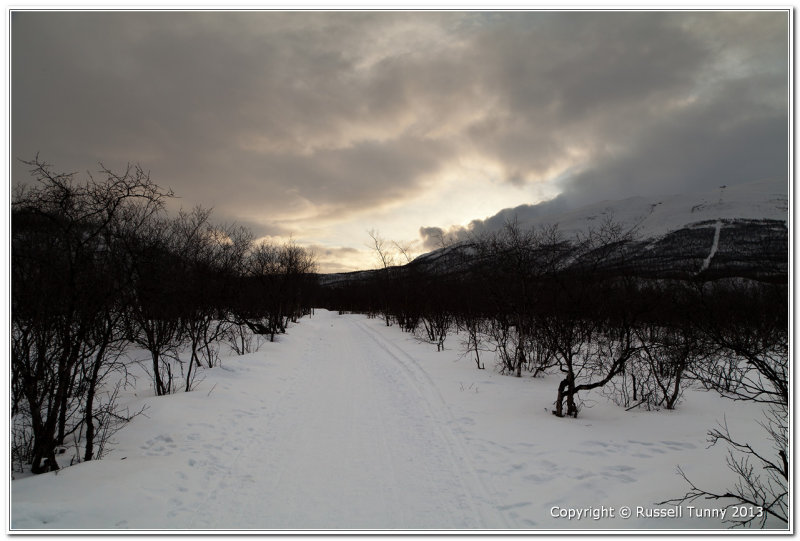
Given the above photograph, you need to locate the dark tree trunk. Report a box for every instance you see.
[152,349,167,396]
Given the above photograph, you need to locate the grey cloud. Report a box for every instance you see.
[309,245,359,258]
[207,214,293,241]
[458,12,785,189]
[418,11,787,243]
[456,14,704,180]
[12,11,788,262]
[474,13,706,114]
[12,12,462,221]
[257,137,454,216]
[557,71,788,208]
[420,196,570,250]
[309,244,368,274]
[419,226,460,251]
[419,226,445,251]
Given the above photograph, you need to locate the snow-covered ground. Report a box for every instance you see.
[10,310,783,531]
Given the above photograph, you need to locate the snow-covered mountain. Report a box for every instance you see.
[322,179,788,285]
[512,178,787,239]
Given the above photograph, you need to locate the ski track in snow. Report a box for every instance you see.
[698,219,722,274]
[349,318,513,529]
[183,314,508,529]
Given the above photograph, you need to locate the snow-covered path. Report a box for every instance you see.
[180,313,507,529]
[12,310,779,531]
[12,310,509,530]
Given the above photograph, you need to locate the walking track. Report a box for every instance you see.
[13,310,511,530]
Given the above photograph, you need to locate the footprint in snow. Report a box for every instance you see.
[628,439,654,446]
[661,440,696,449]
[523,472,556,483]
[607,464,635,472]
[497,501,532,511]
[586,440,611,447]
[604,472,635,483]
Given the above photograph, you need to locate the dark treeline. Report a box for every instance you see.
[319,221,786,414]
[12,157,318,474]
[318,219,788,526]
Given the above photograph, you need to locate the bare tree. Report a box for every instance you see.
[455,312,488,370]
[392,240,415,264]
[367,229,395,326]
[534,220,643,417]
[12,156,172,471]
[660,280,788,527]
[367,228,395,269]
[122,214,187,396]
[233,239,318,342]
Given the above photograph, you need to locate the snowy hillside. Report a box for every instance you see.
[321,179,788,288]
[516,178,787,239]
[378,178,788,283]
[11,311,783,531]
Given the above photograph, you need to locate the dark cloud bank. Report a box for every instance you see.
[12,11,788,251]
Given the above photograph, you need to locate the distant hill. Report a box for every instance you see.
[320,179,788,286]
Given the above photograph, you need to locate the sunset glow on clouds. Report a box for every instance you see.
[12,11,788,272]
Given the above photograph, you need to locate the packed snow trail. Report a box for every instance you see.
[183,311,508,529]
[12,310,510,530]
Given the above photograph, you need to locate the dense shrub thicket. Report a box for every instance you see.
[12,157,318,473]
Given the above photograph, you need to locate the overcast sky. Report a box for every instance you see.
[12,10,789,272]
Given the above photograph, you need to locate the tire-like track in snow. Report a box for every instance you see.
[186,312,511,530]
[348,317,512,529]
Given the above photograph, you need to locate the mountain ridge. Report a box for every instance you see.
[320,180,788,285]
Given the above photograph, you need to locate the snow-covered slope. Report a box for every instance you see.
[517,178,787,239]
[364,179,788,283]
